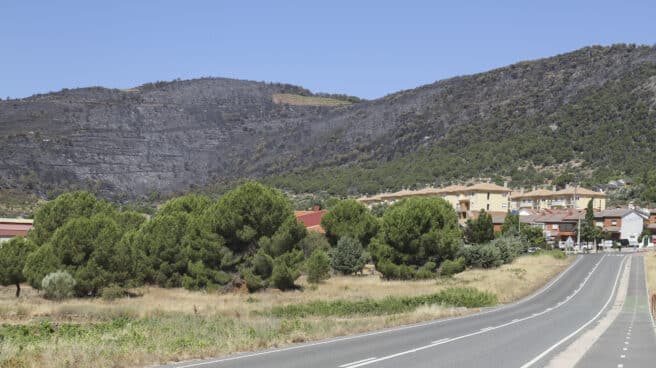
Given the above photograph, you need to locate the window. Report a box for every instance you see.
[552,224,558,230]
[487,192,490,200]
[486,204,490,211]
[611,220,617,226]
[502,203,507,208]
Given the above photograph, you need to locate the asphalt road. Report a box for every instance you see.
[165,253,656,368]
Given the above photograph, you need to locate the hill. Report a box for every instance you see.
[1,44,656,199]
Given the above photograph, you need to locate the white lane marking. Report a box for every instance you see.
[171,256,586,368]
[620,354,626,358]
[520,255,628,368]
[431,338,450,344]
[338,357,376,367]
[345,256,609,368]
[623,347,627,351]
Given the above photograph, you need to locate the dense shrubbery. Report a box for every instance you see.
[0,237,37,297]
[330,236,367,275]
[41,271,76,300]
[460,236,525,268]
[306,249,331,283]
[18,184,320,296]
[270,287,497,317]
[440,257,466,277]
[370,197,461,279]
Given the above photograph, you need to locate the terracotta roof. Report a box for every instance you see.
[439,185,469,193]
[294,210,327,232]
[0,223,32,237]
[467,183,512,192]
[553,187,606,198]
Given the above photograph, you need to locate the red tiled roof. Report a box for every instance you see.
[294,210,327,233]
[0,223,32,237]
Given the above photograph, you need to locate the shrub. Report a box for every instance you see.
[242,269,266,292]
[101,285,127,301]
[441,257,466,276]
[306,250,331,283]
[415,261,437,279]
[491,236,524,264]
[271,259,299,291]
[42,271,76,300]
[270,287,497,317]
[330,236,367,275]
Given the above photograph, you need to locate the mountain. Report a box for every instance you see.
[2,44,656,199]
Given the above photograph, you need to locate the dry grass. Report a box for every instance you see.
[0,254,572,368]
[272,93,351,106]
[645,251,656,317]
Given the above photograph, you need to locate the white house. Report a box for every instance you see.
[595,208,645,242]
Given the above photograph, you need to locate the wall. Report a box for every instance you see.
[620,212,644,239]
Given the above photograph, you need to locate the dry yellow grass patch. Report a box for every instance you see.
[0,254,573,368]
[272,93,351,106]
[645,251,656,317]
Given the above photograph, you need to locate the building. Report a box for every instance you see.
[594,208,644,241]
[294,207,327,233]
[521,209,584,243]
[0,218,33,243]
[511,186,606,211]
[357,182,512,222]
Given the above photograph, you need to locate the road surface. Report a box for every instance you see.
[164,253,656,368]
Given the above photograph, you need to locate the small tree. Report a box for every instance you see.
[330,236,367,275]
[320,200,379,247]
[306,249,331,283]
[0,237,37,297]
[42,271,76,300]
[464,209,494,244]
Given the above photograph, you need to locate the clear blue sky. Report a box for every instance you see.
[2,0,655,100]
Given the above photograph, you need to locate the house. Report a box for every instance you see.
[294,206,327,233]
[529,209,584,242]
[357,182,512,222]
[594,208,644,241]
[511,186,606,211]
[0,218,33,243]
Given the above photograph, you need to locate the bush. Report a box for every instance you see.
[242,269,266,292]
[42,271,76,300]
[461,244,503,268]
[271,259,299,291]
[306,250,331,283]
[330,236,367,275]
[270,287,497,317]
[441,257,466,276]
[491,236,524,264]
[415,261,437,279]
[101,285,127,301]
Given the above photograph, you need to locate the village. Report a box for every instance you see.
[355,182,656,250]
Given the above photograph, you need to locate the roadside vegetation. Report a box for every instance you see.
[0,182,574,367]
[0,252,570,368]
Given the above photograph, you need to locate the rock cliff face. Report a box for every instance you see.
[1,44,656,197]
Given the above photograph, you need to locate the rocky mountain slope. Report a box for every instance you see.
[1,44,656,198]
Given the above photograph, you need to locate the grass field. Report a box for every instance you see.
[0,253,572,368]
[272,93,352,106]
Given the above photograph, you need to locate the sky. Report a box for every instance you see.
[1,0,655,100]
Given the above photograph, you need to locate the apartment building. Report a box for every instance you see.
[511,186,606,211]
[357,182,512,221]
